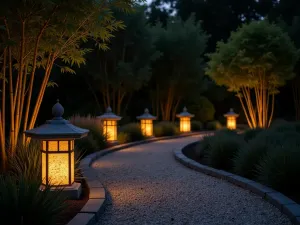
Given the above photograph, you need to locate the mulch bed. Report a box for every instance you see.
[56,179,90,225]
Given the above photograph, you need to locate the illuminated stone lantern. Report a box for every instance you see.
[224,108,239,130]
[136,108,157,137]
[176,107,194,132]
[24,100,89,199]
[97,106,121,143]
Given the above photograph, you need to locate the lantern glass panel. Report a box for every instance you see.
[48,152,69,185]
[141,119,153,136]
[59,141,69,150]
[180,117,191,132]
[227,116,236,130]
[71,151,74,184]
[42,152,46,185]
[48,141,58,151]
[42,140,74,186]
[104,120,117,141]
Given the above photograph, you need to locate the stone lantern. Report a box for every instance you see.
[136,108,157,137]
[224,108,239,130]
[24,100,89,199]
[97,106,121,142]
[176,107,194,132]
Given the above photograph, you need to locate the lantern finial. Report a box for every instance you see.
[145,108,149,114]
[52,100,64,118]
[230,108,234,112]
[107,106,112,113]
[183,106,187,112]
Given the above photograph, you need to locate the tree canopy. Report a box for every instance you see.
[149,15,209,121]
[206,20,298,128]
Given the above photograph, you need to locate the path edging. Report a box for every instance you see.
[67,131,208,225]
[174,142,300,225]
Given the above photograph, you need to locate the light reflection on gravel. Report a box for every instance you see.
[93,135,292,225]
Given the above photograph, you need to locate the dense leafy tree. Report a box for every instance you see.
[85,7,160,115]
[206,20,298,128]
[188,96,215,123]
[150,15,209,121]
[0,0,134,169]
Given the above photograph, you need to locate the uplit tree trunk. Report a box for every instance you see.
[238,79,275,129]
[0,48,7,169]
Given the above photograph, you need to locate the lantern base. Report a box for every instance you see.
[40,182,82,200]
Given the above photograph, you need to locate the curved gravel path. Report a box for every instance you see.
[92,135,292,225]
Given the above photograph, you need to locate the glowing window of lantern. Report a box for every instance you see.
[227,116,236,130]
[180,117,191,132]
[103,120,117,141]
[42,140,74,186]
[141,119,153,136]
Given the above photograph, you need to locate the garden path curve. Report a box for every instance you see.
[92,135,291,225]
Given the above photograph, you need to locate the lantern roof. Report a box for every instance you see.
[224,108,239,117]
[176,107,194,118]
[24,100,89,139]
[97,106,122,120]
[136,108,157,120]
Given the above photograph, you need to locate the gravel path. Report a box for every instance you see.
[92,135,292,225]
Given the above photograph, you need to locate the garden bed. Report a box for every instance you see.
[182,123,300,205]
[56,179,89,225]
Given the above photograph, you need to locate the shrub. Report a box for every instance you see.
[206,120,222,130]
[70,115,107,155]
[194,134,214,161]
[195,130,237,160]
[119,123,144,143]
[189,96,215,122]
[234,130,300,179]
[270,120,300,133]
[117,132,130,144]
[191,121,203,131]
[208,133,245,171]
[0,175,67,225]
[243,128,264,142]
[154,121,179,137]
[257,141,300,199]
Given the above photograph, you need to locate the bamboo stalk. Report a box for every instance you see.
[0,49,7,167]
[238,94,253,129]
[28,55,54,130]
[268,94,275,127]
[23,20,51,139]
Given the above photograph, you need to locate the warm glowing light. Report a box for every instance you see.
[141,119,153,136]
[103,120,117,141]
[180,117,191,132]
[227,117,236,130]
[42,140,74,186]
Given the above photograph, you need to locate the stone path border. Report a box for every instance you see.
[174,142,300,225]
[66,131,210,225]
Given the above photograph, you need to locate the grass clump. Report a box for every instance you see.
[207,133,245,171]
[70,115,107,156]
[154,121,179,137]
[257,141,300,199]
[118,123,144,143]
[242,127,264,142]
[0,175,67,225]
[206,120,222,130]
